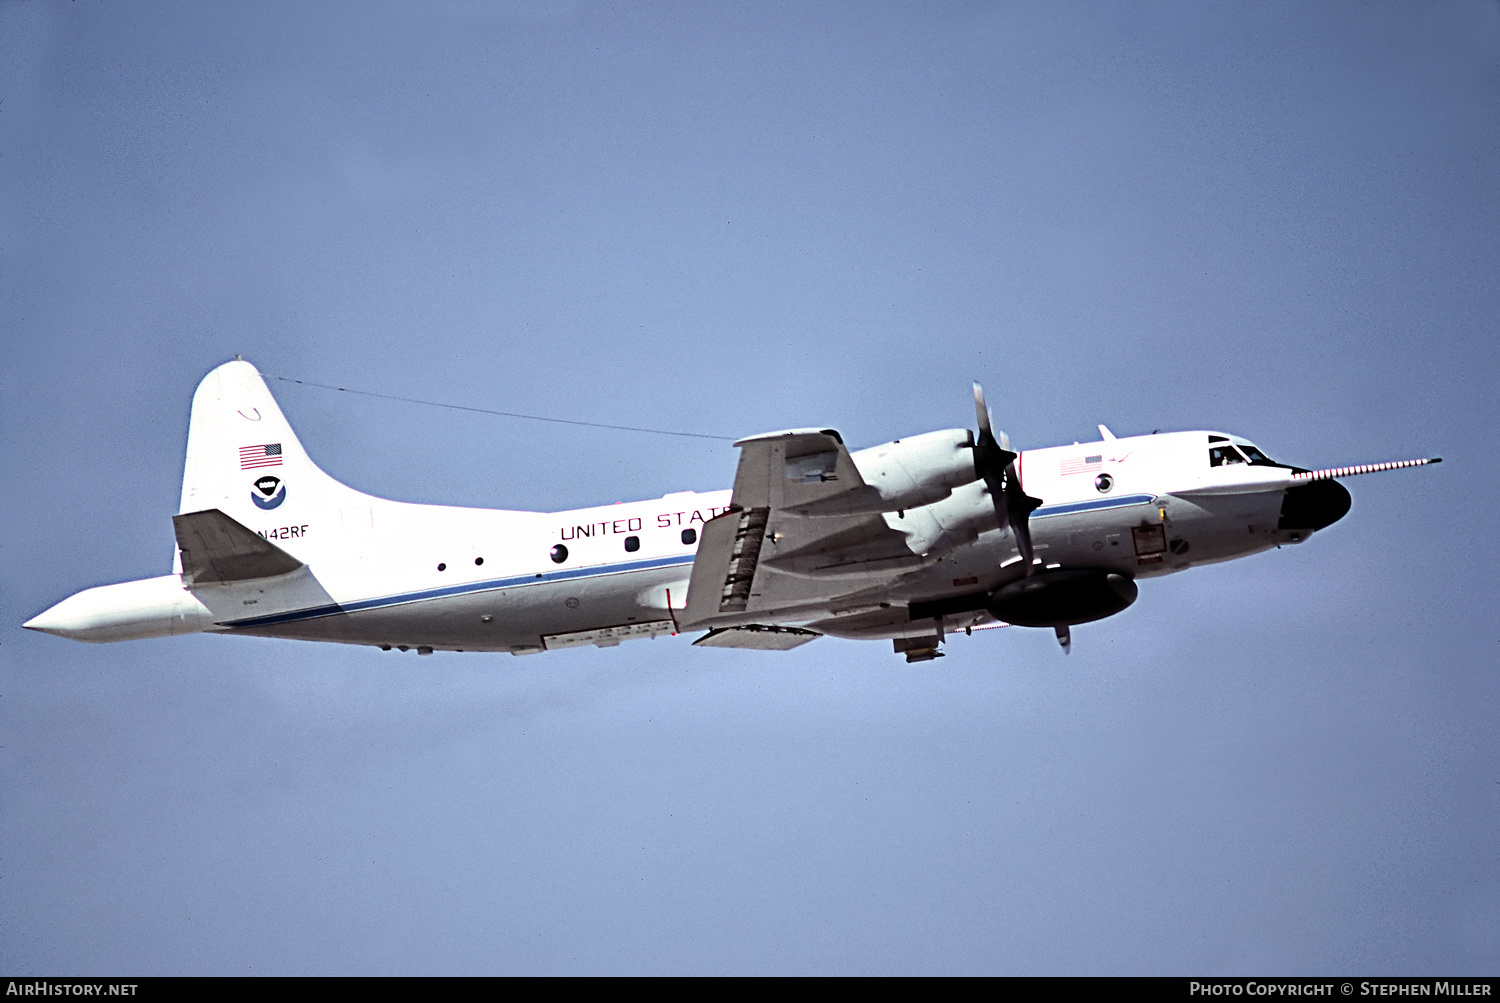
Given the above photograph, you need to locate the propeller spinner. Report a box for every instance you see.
[972,383,1044,576]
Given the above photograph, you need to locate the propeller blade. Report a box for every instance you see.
[972,383,992,437]
[970,383,1014,531]
[1003,464,1044,576]
[970,382,1042,574]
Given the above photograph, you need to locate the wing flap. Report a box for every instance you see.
[692,624,821,650]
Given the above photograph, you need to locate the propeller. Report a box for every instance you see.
[973,383,1044,576]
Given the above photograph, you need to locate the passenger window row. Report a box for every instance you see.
[546,527,699,565]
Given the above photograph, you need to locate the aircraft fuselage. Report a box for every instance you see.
[28,360,1374,657]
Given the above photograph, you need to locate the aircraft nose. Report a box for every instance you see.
[1278,479,1353,532]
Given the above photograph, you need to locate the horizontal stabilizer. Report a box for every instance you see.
[173,509,304,585]
[693,624,821,650]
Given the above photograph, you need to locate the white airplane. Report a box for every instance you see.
[25,359,1440,661]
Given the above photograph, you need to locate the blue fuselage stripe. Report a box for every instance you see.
[1033,494,1155,518]
[223,553,696,629]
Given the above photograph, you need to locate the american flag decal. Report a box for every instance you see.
[1060,454,1103,476]
[239,443,283,469]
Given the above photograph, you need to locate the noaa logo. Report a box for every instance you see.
[252,475,287,510]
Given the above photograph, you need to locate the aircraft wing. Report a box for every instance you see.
[680,429,920,630]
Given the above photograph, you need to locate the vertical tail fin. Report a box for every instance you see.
[177,360,363,571]
[180,360,345,516]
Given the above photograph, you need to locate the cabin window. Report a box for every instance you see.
[624,535,640,552]
[474,557,484,566]
[437,563,446,571]
[1209,445,1247,467]
[681,528,697,545]
[549,544,568,564]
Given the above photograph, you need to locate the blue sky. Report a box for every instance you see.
[2,1,1496,974]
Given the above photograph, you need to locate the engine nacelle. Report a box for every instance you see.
[989,569,1138,628]
[852,428,979,509]
[789,429,978,517]
[887,478,996,558]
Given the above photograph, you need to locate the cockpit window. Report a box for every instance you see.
[1209,445,1246,467]
[1238,445,1282,467]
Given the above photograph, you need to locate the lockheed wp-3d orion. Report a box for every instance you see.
[25,360,1439,661]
